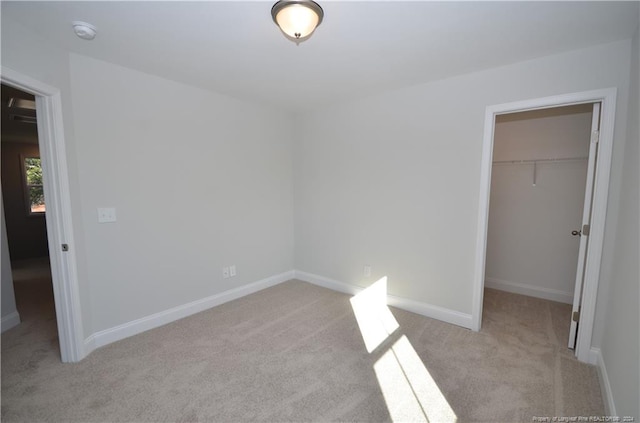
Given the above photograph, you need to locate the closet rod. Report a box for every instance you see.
[492,157,588,165]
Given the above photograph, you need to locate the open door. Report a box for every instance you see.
[568,102,600,350]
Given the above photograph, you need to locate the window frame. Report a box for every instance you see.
[21,154,46,216]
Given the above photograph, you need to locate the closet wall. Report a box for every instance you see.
[485,104,593,303]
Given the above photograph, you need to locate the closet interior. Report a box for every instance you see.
[485,103,594,306]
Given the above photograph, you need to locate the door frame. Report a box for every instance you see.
[1,66,85,362]
[471,88,617,363]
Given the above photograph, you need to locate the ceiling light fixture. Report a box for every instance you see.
[72,21,97,40]
[271,0,323,44]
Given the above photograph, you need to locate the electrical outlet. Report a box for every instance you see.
[364,265,372,277]
[229,265,236,277]
[222,267,230,279]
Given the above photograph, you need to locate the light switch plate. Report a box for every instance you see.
[97,207,117,223]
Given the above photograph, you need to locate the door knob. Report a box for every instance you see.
[571,230,581,236]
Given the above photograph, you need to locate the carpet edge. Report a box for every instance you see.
[294,269,473,329]
[84,270,294,356]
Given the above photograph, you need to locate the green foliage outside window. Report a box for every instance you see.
[25,157,45,213]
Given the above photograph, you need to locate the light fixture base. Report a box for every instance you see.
[72,21,97,40]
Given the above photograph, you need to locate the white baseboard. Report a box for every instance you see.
[485,277,573,304]
[1,311,20,333]
[295,270,363,296]
[84,270,294,355]
[294,270,473,329]
[591,347,616,416]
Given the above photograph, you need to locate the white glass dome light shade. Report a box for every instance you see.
[275,4,319,38]
[272,1,323,42]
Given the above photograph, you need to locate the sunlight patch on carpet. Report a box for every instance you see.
[374,335,457,422]
[349,277,399,353]
[351,277,457,422]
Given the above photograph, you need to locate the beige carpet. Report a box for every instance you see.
[1,263,603,422]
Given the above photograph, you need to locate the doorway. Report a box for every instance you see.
[1,68,84,362]
[1,83,59,350]
[472,88,618,363]
[484,103,594,350]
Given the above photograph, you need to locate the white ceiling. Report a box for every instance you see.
[3,1,639,112]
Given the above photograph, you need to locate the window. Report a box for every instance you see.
[23,157,45,214]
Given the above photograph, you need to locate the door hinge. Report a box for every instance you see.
[582,224,590,236]
[572,310,580,322]
[591,130,600,144]
[61,244,69,252]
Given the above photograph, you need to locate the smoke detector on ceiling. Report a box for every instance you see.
[72,21,97,40]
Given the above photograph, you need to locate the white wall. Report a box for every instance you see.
[2,18,295,341]
[294,39,631,319]
[485,106,592,303]
[69,54,294,332]
[596,23,639,418]
[1,193,20,331]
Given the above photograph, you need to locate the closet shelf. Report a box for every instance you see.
[492,157,588,165]
[492,156,588,186]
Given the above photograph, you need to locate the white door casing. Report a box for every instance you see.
[568,102,601,349]
[473,88,617,364]
[1,66,85,362]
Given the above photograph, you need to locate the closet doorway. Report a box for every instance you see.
[485,102,599,351]
[473,89,617,363]
[471,88,617,364]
